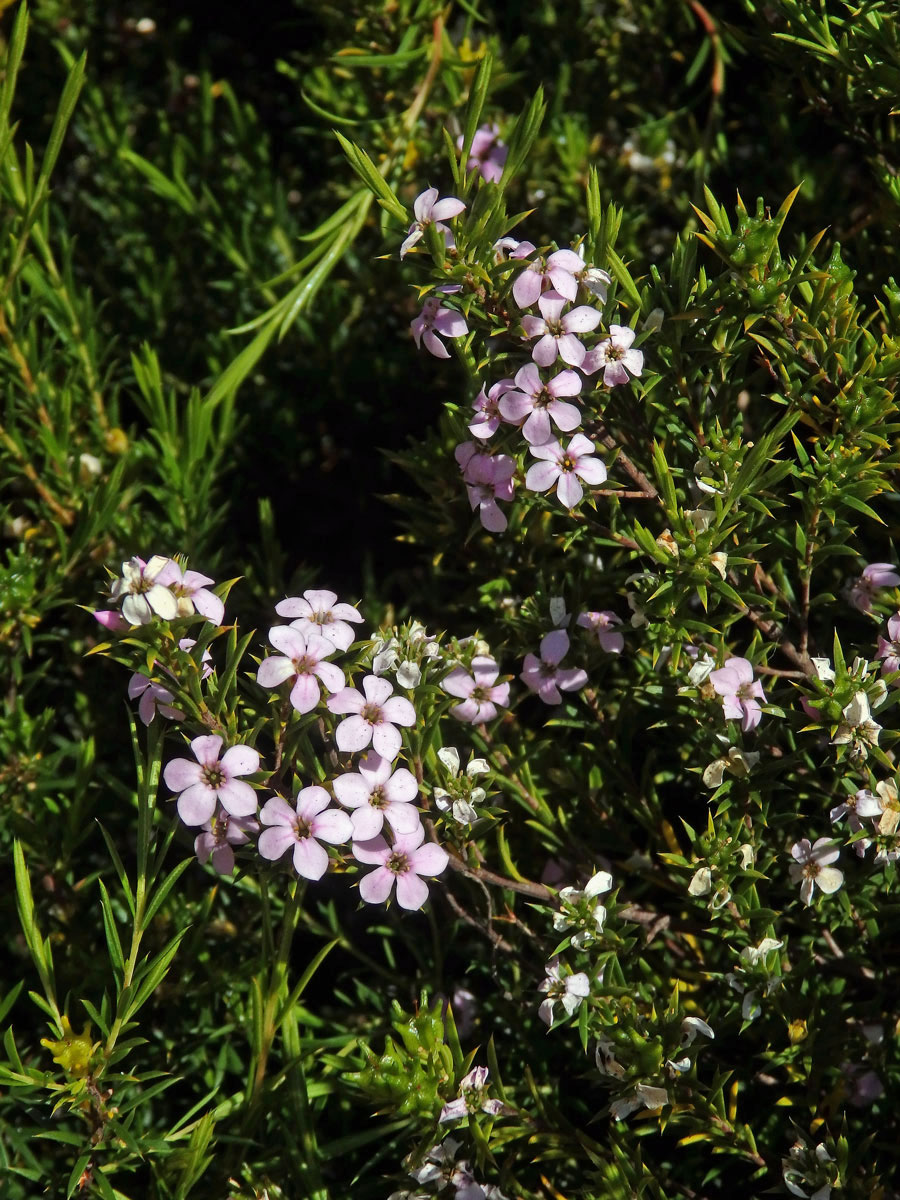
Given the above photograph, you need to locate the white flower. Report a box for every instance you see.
[371,637,400,675]
[680,1016,714,1045]
[110,555,178,625]
[554,871,613,945]
[610,1083,669,1120]
[396,660,422,688]
[789,838,843,905]
[832,691,881,758]
[688,653,715,686]
[549,595,569,627]
[688,866,712,896]
[740,937,783,967]
[434,747,490,824]
[811,657,835,682]
[538,957,591,1025]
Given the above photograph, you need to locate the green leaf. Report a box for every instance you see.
[334,131,407,223]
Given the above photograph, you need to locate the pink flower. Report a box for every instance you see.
[525,433,607,508]
[512,244,582,308]
[439,1066,505,1123]
[463,454,515,533]
[469,379,513,439]
[459,123,508,183]
[400,188,466,258]
[164,734,259,826]
[333,751,421,840]
[577,610,624,653]
[876,612,900,677]
[109,555,178,625]
[275,589,363,652]
[442,656,509,722]
[353,824,449,910]
[257,627,345,713]
[127,673,184,725]
[709,656,766,732]
[789,837,843,905]
[93,609,131,633]
[258,787,352,880]
[326,675,416,761]
[154,559,224,625]
[521,291,600,367]
[411,297,469,359]
[582,324,644,386]
[850,563,900,613]
[520,630,588,705]
[194,807,259,875]
[498,363,582,445]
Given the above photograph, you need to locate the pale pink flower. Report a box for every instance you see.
[520,630,587,705]
[454,440,482,477]
[439,1066,505,1123]
[582,324,644,386]
[442,656,509,722]
[333,751,421,840]
[258,786,352,880]
[109,555,178,625]
[193,807,258,876]
[577,610,624,653]
[849,563,900,613]
[876,612,900,676]
[127,673,184,725]
[411,297,469,359]
[93,609,131,632]
[709,656,766,732]
[498,363,582,445]
[178,636,214,679]
[525,433,607,508]
[276,589,363,652]
[469,379,513,439]
[521,290,600,367]
[511,244,582,308]
[353,823,449,910]
[458,123,508,183]
[463,454,515,533]
[400,188,466,258]
[164,734,259,826]
[327,674,416,761]
[789,838,843,905]
[155,559,224,625]
[830,789,880,857]
[257,627,344,713]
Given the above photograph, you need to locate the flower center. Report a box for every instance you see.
[605,343,623,361]
[539,661,557,678]
[560,454,576,473]
[295,818,312,840]
[803,862,821,880]
[369,786,387,809]
[387,851,410,875]
[471,685,489,702]
[312,609,333,624]
[293,653,318,675]
[361,702,384,724]
[203,765,225,789]
[535,385,551,409]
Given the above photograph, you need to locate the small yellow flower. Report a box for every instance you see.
[41,1016,94,1077]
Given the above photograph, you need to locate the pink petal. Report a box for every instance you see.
[411,843,450,876]
[221,745,260,777]
[556,667,588,692]
[289,673,322,713]
[258,825,296,861]
[358,752,392,787]
[395,872,430,910]
[423,330,450,358]
[177,783,217,826]
[498,392,534,424]
[442,668,475,699]
[191,734,223,765]
[522,410,552,445]
[260,796,299,826]
[449,699,480,722]
[532,335,559,367]
[563,305,601,333]
[314,660,345,693]
[351,807,384,839]
[385,802,422,834]
[164,757,202,792]
[257,656,296,688]
[546,400,581,432]
[216,779,258,818]
[557,334,586,367]
[537,293,565,323]
[540,630,570,665]
[413,188,438,222]
[312,808,353,844]
[430,197,466,221]
[362,676,394,706]
[513,268,543,309]
[335,714,374,753]
[521,315,547,339]
[526,461,561,493]
[327,687,364,715]
[380,696,416,725]
[275,596,310,618]
[352,834,389,865]
[359,866,396,904]
[604,361,630,387]
[574,457,608,485]
[472,658,500,687]
[268,625,306,656]
[292,837,330,881]
[372,723,402,761]
[295,786,332,820]
[333,773,371,808]
[192,590,225,625]
[384,767,418,804]
[609,323,635,347]
[548,369,582,397]
[479,499,508,532]
[557,472,584,508]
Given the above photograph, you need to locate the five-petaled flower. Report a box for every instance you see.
[459,124,508,183]
[469,378,513,439]
[538,956,590,1025]
[439,1066,506,1123]
[511,244,583,308]
[327,674,416,760]
[789,838,843,905]
[520,629,588,705]
[400,188,466,258]
[577,610,624,653]
[442,656,509,723]
[848,562,900,613]
[525,434,607,508]
[582,323,644,386]
[498,363,582,445]
[258,786,352,880]
[411,297,468,359]
[257,627,345,714]
[521,290,601,367]
[709,656,766,732]
[276,589,363,652]
[194,807,259,876]
[110,555,178,625]
[164,734,259,826]
[353,824,449,910]
[127,673,184,725]
[462,453,516,532]
[333,751,421,840]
